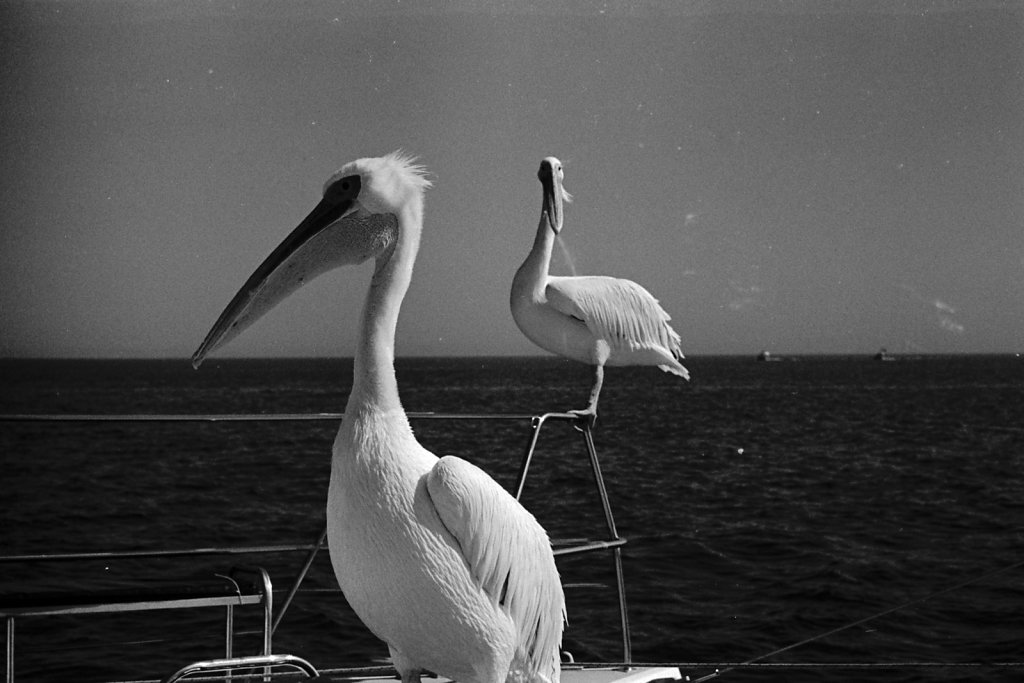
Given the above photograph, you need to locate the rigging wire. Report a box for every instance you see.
[689,555,1024,681]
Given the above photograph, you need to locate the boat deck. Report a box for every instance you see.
[158,657,682,683]
[331,665,683,683]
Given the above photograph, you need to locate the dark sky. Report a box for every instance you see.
[2,1,1022,358]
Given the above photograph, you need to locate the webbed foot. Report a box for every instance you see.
[569,407,597,431]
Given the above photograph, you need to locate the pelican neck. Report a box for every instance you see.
[348,202,422,415]
[516,213,556,300]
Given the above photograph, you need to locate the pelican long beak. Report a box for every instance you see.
[192,175,371,368]
[538,158,569,235]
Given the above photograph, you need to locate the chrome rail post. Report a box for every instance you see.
[611,545,632,665]
[261,567,273,657]
[240,565,275,682]
[225,604,234,681]
[225,603,234,658]
[514,414,547,500]
[229,565,274,680]
[580,426,619,538]
[513,412,633,665]
[5,616,13,683]
[580,424,632,665]
[241,566,274,657]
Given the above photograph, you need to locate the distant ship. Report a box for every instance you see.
[757,350,782,361]
[874,347,895,361]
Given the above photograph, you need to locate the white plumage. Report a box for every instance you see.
[511,157,689,422]
[193,152,565,683]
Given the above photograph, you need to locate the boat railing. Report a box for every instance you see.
[1,563,274,683]
[0,411,631,681]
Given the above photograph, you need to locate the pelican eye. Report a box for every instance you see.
[326,174,360,202]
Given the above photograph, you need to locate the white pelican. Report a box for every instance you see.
[510,157,689,423]
[192,152,565,683]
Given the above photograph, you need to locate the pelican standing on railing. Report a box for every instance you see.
[510,157,689,424]
[192,152,565,683]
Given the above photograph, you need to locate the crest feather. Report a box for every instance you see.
[323,150,433,196]
[383,149,433,190]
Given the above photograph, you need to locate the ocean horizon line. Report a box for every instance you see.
[2,351,1022,363]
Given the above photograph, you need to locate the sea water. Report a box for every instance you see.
[1,356,1022,682]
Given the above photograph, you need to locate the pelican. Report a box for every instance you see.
[192,152,565,683]
[510,157,689,423]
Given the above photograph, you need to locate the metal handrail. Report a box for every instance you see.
[516,413,631,663]
[0,412,559,422]
[0,545,321,564]
[2,566,274,683]
[0,538,625,565]
[160,654,318,683]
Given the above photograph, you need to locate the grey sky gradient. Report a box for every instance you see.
[2,1,1022,358]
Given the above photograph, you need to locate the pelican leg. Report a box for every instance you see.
[570,363,603,429]
[390,647,422,683]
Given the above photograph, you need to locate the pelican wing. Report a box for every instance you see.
[547,275,685,361]
[427,456,564,675]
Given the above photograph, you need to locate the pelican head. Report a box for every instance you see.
[191,151,430,368]
[538,156,571,235]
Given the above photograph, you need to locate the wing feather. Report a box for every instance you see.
[427,456,565,679]
[547,276,684,362]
